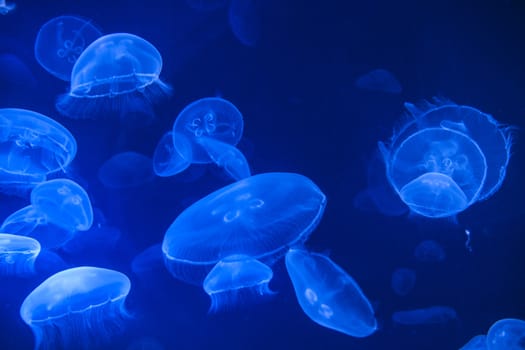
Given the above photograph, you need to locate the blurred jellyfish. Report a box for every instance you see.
[354,68,402,94]
[0,233,40,276]
[172,97,244,164]
[56,33,172,123]
[0,0,15,15]
[162,172,326,310]
[34,15,103,81]
[185,0,228,11]
[131,243,164,277]
[414,240,446,263]
[391,267,416,296]
[228,0,262,47]
[0,53,37,89]
[153,131,192,177]
[459,335,487,350]
[379,98,513,218]
[486,318,525,350]
[197,136,251,180]
[392,305,457,326]
[98,151,155,189]
[285,249,377,337]
[20,266,131,350]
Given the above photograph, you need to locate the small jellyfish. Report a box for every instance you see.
[285,249,377,337]
[197,136,251,180]
[20,266,131,350]
[354,68,402,94]
[0,233,40,276]
[414,240,446,263]
[228,0,262,47]
[98,151,155,189]
[459,335,487,350]
[153,131,192,177]
[34,15,103,81]
[56,33,172,123]
[172,97,244,164]
[391,267,416,296]
[0,0,15,15]
[486,318,525,350]
[392,305,457,326]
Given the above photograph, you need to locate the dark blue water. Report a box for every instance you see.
[1,0,524,349]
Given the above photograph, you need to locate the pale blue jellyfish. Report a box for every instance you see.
[228,0,262,47]
[414,239,446,263]
[34,15,103,81]
[98,151,155,189]
[0,233,40,276]
[56,33,172,122]
[459,335,487,350]
[379,99,513,218]
[392,305,457,325]
[153,131,192,177]
[391,267,416,296]
[162,172,326,310]
[285,248,377,337]
[20,266,131,350]
[486,318,525,350]
[172,97,244,164]
[0,0,15,15]
[197,136,251,180]
[354,68,402,94]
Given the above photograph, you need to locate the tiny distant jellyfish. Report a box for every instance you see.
[354,68,402,94]
[486,318,525,350]
[185,0,228,11]
[379,98,514,218]
[391,267,416,296]
[197,136,251,180]
[459,335,487,350]
[228,0,262,47]
[34,15,103,81]
[285,249,377,338]
[162,172,326,310]
[0,233,40,276]
[0,0,15,15]
[414,240,446,263]
[20,266,132,350]
[153,131,192,177]
[55,33,172,124]
[172,97,244,164]
[392,305,458,326]
[98,151,155,189]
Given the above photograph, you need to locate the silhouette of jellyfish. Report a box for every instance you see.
[379,98,513,218]
[20,266,131,350]
[0,108,77,195]
[98,151,155,189]
[391,267,416,296]
[413,240,446,263]
[35,15,103,81]
[162,172,326,310]
[285,249,377,337]
[172,97,244,164]
[56,33,172,124]
[354,68,402,94]
[197,136,251,180]
[0,0,15,15]
[228,0,262,47]
[0,233,40,276]
[486,318,525,350]
[153,131,192,177]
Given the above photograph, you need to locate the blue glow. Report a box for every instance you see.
[98,151,155,189]
[0,233,40,276]
[391,267,416,296]
[153,131,192,177]
[486,318,525,350]
[0,0,15,14]
[392,305,457,325]
[459,335,487,350]
[197,136,251,180]
[354,68,402,94]
[285,248,377,338]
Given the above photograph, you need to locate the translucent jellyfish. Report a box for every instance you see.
[131,243,164,277]
[153,131,192,177]
[0,0,15,15]
[0,108,77,193]
[20,266,131,350]
[414,240,446,263]
[285,249,377,337]
[34,15,103,81]
[172,97,244,164]
[379,99,513,218]
[162,172,326,308]
[197,136,251,180]
[0,233,40,276]
[486,318,525,350]
[98,151,155,189]
[391,305,457,325]
[354,68,402,94]
[459,335,487,350]
[228,0,262,47]
[391,267,416,296]
[56,33,172,122]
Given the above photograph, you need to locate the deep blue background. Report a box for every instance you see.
[1,0,524,349]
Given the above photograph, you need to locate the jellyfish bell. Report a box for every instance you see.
[20,266,132,350]
[0,233,40,277]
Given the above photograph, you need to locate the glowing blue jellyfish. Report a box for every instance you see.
[414,240,446,263]
[486,318,525,350]
[0,0,15,15]
[0,233,40,276]
[172,97,244,164]
[162,172,326,310]
[285,248,377,337]
[197,136,251,180]
[56,33,172,122]
[459,335,487,350]
[354,68,402,94]
[392,305,457,325]
[228,0,262,47]
[0,108,76,194]
[391,267,416,296]
[20,266,131,350]
[34,15,103,81]
[379,99,513,218]
[98,151,155,189]
[153,131,192,177]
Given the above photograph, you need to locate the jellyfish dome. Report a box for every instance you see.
[56,33,172,123]
[0,233,40,276]
[379,98,513,218]
[20,266,131,350]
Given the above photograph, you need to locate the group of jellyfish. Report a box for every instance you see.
[0,6,522,350]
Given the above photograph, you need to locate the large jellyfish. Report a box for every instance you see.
[55,33,172,124]
[285,249,377,338]
[486,318,525,350]
[20,266,131,350]
[34,15,103,81]
[379,98,513,218]
[162,172,326,311]
[0,233,40,276]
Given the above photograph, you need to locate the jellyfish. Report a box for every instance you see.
[34,15,103,81]
[285,249,377,338]
[153,131,192,177]
[20,266,131,350]
[162,172,326,310]
[486,318,525,350]
[459,335,487,350]
[131,243,164,277]
[0,0,15,15]
[98,151,155,189]
[172,97,244,164]
[413,240,446,263]
[197,136,251,180]
[55,33,172,123]
[0,53,37,90]
[354,68,402,94]
[391,267,416,296]
[0,233,40,276]
[228,0,262,47]
[379,98,513,218]
[391,305,458,326]
[0,108,77,194]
